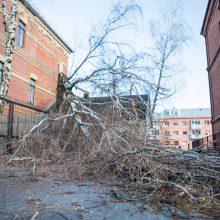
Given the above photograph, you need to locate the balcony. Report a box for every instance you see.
[191,124,201,130]
[191,120,201,130]
[147,135,160,141]
[146,129,160,141]
[191,134,201,140]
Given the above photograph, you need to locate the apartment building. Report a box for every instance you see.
[0,0,72,114]
[159,108,212,150]
[201,0,220,150]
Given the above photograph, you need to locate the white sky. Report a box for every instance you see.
[30,0,209,111]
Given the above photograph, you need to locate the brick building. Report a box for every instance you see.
[159,108,212,150]
[0,0,72,113]
[201,0,220,149]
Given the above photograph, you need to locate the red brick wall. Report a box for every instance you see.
[206,2,220,62]
[0,0,71,112]
[210,56,220,118]
[204,0,220,137]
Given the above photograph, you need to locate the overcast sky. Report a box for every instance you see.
[30,0,209,111]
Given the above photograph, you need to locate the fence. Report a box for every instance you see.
[192,132,220,152]
[0,96,49,153]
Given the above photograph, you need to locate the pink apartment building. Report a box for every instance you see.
[159,108,212,150]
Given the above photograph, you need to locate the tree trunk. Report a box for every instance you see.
[55,72,76,112]
[55,72,66,112]
[151,59,165,115]
[0,0,19,113]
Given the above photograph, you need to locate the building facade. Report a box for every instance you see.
[201,0,220,149]
[0,0,72,114]
[159,108,212,150]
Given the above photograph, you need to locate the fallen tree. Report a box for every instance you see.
[0,2,219,215]
[1,109,220,213]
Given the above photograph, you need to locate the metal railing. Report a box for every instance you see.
[0,96,49,153]
[192,132,220,152]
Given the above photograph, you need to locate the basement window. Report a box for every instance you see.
[29,78,35,104]
[16,20,25,48]
[0,61,3,81]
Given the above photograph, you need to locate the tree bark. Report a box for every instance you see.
[0,0,19,112]
[55,72,76,112]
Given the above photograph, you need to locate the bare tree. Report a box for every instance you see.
[147,6,190,114]
[0,0,19,111]
[55,3,143,110]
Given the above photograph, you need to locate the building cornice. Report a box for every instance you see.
[0,34,59,78]
[19,0,73,53]
[201,0,217,36]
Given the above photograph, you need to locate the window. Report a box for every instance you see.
[174,141,179,146]
[182,121,187,125]
[182,141,188,146]
[29,78,35,104]
[16,20,25,47]
[192,130,201,135]
[204,120,210,125]
[170,109,178,116]
[0,61,3,81]
[173,121,178,126]
[165,141,170,145]
[164,121,169,125]
[191,120,201,125]
[164,110,169,116]
[183,131,188,135]
[164,131,170,136]
[205,130,210,136]
[173,131,179,135]
[152,130,159,135]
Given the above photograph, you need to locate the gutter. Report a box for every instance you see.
[201,0,212,36]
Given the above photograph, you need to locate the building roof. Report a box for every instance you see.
[159,108,211,119]
[86,94,150,119]
[89,94,150,104]
[21,0,73,53]
[201,0,214,36]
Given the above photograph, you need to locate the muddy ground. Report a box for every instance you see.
[0,167,217,220]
